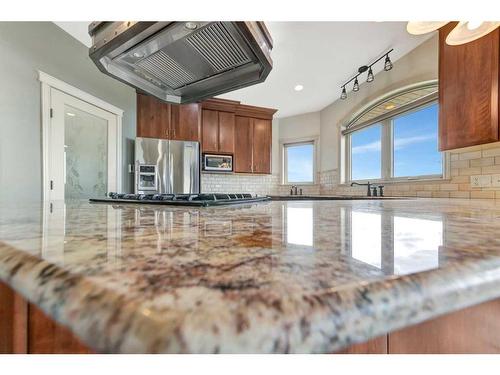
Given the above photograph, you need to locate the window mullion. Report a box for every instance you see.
[381,119,392,180]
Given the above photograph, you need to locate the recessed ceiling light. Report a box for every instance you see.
[384,104,396,110]
[294,84,304,91]
[66,112,76,117]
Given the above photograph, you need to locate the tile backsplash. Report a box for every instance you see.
[322,141,500,199]
[201,173,279,195]
[201,173,320,196]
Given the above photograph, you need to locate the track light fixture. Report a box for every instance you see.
[339,49,393,100]
[384,54,393,71]
[353,77,360,92]
[340,86,347,100]
[366,67,374,82]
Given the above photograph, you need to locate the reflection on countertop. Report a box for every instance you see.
[1,198,500,353]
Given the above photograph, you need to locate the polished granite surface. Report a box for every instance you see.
[1,199,500,353]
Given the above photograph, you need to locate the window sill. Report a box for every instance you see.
[280,182,317,186]
[340,176,450,187]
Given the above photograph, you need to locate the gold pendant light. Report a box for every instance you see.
[406,21,450,35]
[446,21,500,45]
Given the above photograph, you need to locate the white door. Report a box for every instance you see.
[48,88,119,201]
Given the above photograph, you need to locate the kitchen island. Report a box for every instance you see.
[1,198,500,353]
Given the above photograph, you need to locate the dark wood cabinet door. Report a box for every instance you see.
[218,111,235,154]
[171,103,200,142]
[439,24,499,150]
[202,109,219,152]
[252,119,272,174]
[136,93,170,139]
[234,116,254,173]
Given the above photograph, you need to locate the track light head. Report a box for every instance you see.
[340,86,347,100]
[367,67,374,82]
[384,54,393,71]
[353,78,359,92]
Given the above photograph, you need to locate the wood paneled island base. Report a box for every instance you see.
[1,281,499,354]
[0,281,92,354]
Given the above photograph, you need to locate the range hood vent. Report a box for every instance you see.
[88,21,273,104]
[186,22,251,72]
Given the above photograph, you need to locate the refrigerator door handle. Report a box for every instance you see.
[168,142,174,194]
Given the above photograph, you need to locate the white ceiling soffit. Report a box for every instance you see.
[54,22,432,118]
[54,22,92,47]
[220,22,433,118]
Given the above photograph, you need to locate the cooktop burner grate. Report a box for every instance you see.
[89,193,270,207]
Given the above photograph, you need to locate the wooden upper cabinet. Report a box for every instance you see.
[234,116,254,173]
[252,119,272,174]
[439,24,499,151]
[201,110,235,154]
[137,93,170,139]
[202,109,219,152]
[137,93,201,141]
[218,112,235,154]
[171,103,200,142]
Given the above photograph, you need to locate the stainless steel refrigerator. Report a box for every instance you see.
[134,137,200,194]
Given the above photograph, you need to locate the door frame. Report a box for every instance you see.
[39,71,124,201]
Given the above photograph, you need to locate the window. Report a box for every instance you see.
[283,141,315,184]
[346,100,443,182]
[393,103,441,177]
[351,123,382,181]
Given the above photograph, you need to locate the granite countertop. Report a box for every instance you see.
[1,198,500,353]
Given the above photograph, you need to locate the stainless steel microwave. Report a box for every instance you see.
[203,154,233,172]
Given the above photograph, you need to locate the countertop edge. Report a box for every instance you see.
[2,241,500,353]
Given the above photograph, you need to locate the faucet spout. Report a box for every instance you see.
[350,181,372,197]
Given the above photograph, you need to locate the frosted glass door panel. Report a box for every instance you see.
[64,105,108,199]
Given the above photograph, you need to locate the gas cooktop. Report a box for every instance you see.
[89,193,271,207]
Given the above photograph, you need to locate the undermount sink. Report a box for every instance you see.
[268,195,401,200]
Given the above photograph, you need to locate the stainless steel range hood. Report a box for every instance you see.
[88,21,273,104]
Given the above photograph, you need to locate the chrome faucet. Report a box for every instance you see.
[290,185,298,195]
[351,181,372,197]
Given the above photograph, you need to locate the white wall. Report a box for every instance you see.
[278,111,321,141]
[271,118,280,175]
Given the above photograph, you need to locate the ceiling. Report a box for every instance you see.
[54,22,432,118]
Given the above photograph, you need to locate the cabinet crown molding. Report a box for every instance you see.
[202,98,277,120]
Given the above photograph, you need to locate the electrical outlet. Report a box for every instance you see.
[491,174,500,187]
[470,175,492,188]
[470,175,481,188]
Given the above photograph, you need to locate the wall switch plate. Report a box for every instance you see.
[470,175,492,188]
[491,174,500,187]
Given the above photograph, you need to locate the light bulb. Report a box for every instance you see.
[353,78,359,92]
[384,55,393,71]
[367,67,374,82]
[340,87,347,100]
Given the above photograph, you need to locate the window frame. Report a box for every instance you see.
[281,138,318,185]
[344,99,448,184]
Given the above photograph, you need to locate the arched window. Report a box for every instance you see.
[341,80,445,183]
